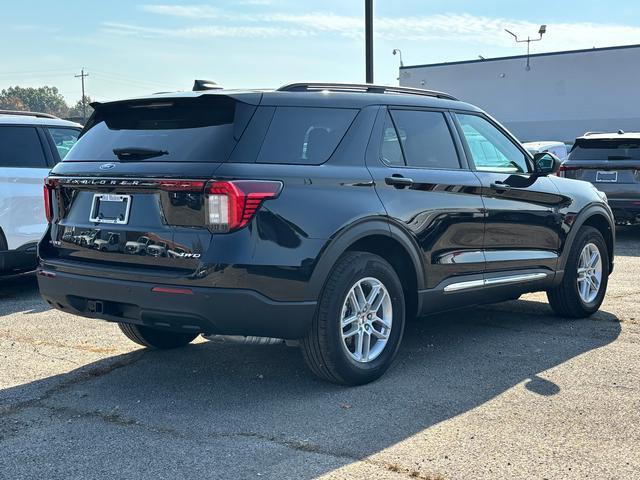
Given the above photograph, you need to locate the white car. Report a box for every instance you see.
[0,111,81,275]
[523,141,569,160]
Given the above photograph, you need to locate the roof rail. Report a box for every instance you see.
[0,109,58,119]
[277,82,458,101]
[583,131,606,136]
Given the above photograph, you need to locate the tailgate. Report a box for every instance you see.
[46,176,214,273]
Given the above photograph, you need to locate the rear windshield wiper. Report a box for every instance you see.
[113,147,169,161]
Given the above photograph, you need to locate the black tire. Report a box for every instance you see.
[118,323,198,349]
[301,252,406,386]
[547,226,609,318]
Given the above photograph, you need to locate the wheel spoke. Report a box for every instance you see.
[348,290,362,312]
[343,326,359,339]
[371,289,387,313]
[354,284,366,311]
[373,315,391,329]
[589,251,599,269]
[341,314,358,328]
[361,331,371,362]
[354,330,364,359]
[366,283,382,308]
[371,325,389,340]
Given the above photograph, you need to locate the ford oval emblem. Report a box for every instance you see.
[99,163,116,171]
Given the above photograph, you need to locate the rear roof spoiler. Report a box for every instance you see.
[193,80,223,91]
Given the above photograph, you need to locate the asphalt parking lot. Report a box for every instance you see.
[1,227,638,480]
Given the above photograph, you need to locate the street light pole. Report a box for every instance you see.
[505,25,547,71]
[365,0,373,83]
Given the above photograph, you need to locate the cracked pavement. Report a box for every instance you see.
[1,227,639,479]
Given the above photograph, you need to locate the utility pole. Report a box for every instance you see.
[365,0,373,83]
[75,68,89,122]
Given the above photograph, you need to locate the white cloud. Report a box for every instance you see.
[102,21,312,39]
[140,5,220,19]
[127,6,640,50]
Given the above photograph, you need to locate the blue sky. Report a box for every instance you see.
[2,0,640,103]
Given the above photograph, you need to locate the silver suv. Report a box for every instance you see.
[0,111,81,275]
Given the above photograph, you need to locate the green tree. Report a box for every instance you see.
[0,85,69,117]
[68,95,94,119]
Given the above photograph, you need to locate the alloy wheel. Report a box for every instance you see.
[340,277,393,363]
[577,242,602,303]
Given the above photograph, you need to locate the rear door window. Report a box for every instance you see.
[387,110,461,169]
[47,127,80,160]
[569,139,640,160]
[0,126,48,168]
[257,107,357,165]
[65,96,256,162]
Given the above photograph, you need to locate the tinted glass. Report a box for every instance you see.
[389,110,460,169]
[569,138,640,160]
[456,114,529,173]
[257,107,357,165]
[66,97,254,162]
[47,127,80,160]
[0,126,47,168]
[380,112,404,166]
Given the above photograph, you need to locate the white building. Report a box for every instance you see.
[399,44,640,144]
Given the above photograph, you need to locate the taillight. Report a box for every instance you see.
[43,181,53,223]
[205,180,283,232]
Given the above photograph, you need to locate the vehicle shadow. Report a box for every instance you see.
[0,274,50,316]
[0,299,622,479]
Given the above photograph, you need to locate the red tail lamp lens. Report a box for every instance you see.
[205,180,282,232]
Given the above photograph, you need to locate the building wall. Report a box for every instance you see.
[400,45,640,143]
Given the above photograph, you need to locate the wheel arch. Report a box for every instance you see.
[308,218,425,319]
[558,204,615,276]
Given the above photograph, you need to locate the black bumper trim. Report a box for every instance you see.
[38,270,316,339]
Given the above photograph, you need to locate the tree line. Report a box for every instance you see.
[0,85,93,119]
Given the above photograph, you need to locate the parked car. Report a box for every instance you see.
[559,131,640,224]
[37,83,615,385]
[124,236,151,255]
[93,232,121,252]
[0,110,81,275]
[523,141,569,160]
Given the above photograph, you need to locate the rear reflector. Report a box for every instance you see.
[38,270,56,278]
[151,286,194,295]
[205,180,283,232]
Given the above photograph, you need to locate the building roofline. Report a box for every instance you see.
[401,43,640,70]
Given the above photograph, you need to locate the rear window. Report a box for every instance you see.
[65,96,256,162]
[0,126,48,168]
[569,139,640,160]
[257,107,357,165]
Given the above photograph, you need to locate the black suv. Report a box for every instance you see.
[38,83,615,385]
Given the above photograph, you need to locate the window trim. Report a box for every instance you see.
[450,110,534,174]
[377,106,468,172]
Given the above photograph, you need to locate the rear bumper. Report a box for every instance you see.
[37,269,316,339]
[608,199,640,223]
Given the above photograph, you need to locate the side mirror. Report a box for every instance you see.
[533,152,561,175]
